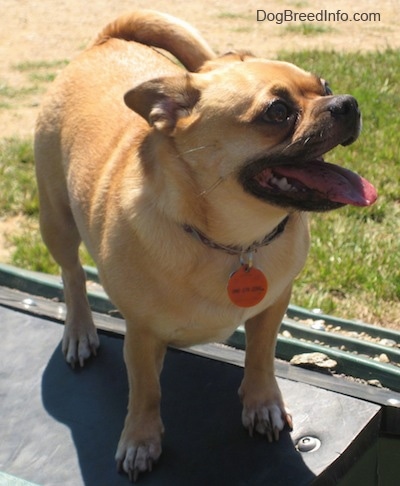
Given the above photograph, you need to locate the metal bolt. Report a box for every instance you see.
[22,298,37,307]
[57,305,66,316]
[296,436,321,453]
[387,398,400,407]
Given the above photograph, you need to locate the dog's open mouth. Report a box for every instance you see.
[240,158,378,212]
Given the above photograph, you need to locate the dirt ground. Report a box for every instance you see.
[1,0,399,139]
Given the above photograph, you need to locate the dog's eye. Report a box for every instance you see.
[262,101,289,123]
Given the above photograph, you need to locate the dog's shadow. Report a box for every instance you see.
[42,333,315,485]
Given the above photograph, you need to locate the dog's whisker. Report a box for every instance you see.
[281,139,301,153]
[180,145,213,156]
[198,176,224,197]
[176,145,216,165]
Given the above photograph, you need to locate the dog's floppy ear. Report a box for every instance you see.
[124,74,201,134]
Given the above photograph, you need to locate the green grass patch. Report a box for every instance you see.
[10,226,94,274]
[292,2,310,7]
[10,227,60,274]
[217,11,253,21]
[13,60,69,85]
[0,138,38,216]
[0,59,69,108]
[217,10,254,31]
[284,23,334,36]
[13,60,69,72]
[0,137,92,273]
[0,82,39,104]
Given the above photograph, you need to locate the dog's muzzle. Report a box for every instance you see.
[238,95,377,212]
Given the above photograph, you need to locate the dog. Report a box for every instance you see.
[34,9,377,481]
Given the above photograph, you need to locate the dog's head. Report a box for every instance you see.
[125,52,377,217]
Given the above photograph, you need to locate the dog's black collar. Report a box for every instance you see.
[183,216,289,256]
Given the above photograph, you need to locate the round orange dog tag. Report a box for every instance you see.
[227,265,268,308]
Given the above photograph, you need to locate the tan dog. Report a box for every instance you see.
[34,10,377,481]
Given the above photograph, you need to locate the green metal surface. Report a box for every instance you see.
[0,262,399,392]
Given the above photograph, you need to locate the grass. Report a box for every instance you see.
[284,23,335,36]
[0,138,38,216]
[217,11,254,32]
[13,60,69,72]
[0,50,399,327]
[0,84,38,108]
[0,137,94,272]
[217,12,253,21]
[13,60,69,84]
[11,227,60,274]
[0,60,68,109]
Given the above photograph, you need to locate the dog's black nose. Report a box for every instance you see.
[327,95,359,117]
[327,95,361,146]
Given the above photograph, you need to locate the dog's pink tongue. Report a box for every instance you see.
[275,160,377,206]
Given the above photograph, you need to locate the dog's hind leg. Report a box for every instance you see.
[35,138,99,367]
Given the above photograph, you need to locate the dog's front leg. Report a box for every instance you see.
[239,285,293,442]
[116,324,166,482]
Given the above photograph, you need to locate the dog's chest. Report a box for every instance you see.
[159,289,273,348]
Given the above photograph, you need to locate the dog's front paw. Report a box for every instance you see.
[241,402,292,442]
[115,436,162,482]
[62,320,100,368]
[239,377,292,442]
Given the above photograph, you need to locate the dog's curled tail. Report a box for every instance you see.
[93,9,216,72]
